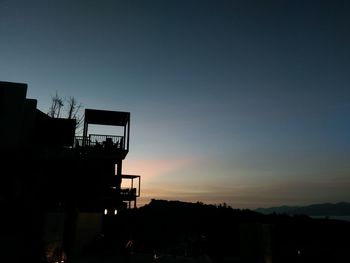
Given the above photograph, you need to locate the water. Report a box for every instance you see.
[311,215,350,222]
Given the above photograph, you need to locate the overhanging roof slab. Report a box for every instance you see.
[85,109,130,126]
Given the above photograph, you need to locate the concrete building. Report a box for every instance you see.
[0,81,140,262]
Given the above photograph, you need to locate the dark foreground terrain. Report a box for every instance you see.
[1,199,350,263]
[85,199,350,263]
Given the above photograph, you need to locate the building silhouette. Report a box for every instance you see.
[0,81,140,262]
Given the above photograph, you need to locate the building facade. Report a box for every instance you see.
[0,81,140,262]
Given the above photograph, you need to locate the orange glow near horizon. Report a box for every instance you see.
[122,156,197,181]
[122,156,204,206]
[121,156,350,210]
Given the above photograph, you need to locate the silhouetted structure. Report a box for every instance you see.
[0,81,140,263]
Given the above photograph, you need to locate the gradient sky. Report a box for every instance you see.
[1,0,350,209]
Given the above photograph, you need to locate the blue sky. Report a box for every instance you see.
[1,0,350,208]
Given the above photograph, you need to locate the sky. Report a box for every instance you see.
[1,0,350,209]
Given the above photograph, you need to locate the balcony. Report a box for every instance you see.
[78,109,130,159]
[74,134,128,158]
[75,134,125,149]
[106,174,140,209]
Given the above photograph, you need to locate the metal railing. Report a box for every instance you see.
[74,134,125,150]
[120,188,137,201]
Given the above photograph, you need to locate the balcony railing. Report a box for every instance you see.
[120,188,137,201]
[74,134,125,150]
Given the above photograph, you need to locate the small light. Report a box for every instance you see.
[104,209,108,215]
[114,209,117,215]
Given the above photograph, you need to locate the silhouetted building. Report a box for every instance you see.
[0,81,140,262]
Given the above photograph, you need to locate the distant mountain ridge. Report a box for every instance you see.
[255,202,350,216]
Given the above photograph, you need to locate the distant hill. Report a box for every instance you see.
[255,202,350,216]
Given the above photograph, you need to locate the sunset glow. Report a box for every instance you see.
[1,0,349,209]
